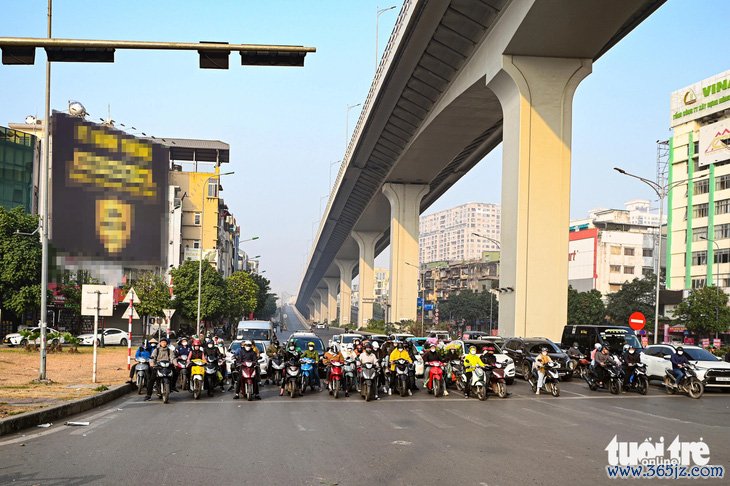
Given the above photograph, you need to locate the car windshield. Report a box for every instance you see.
[600,331,642,350]
[529,342,561,354]
[683,348,720,361]
[238,329,269,341]
[290,337,324,352]
[341,335,359,344]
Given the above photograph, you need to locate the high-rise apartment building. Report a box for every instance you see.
[419,202,500,264]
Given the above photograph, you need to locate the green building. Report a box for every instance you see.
[0,126,36,213]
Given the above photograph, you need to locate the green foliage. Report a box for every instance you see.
[19,328,40,351]
[123,271,171,319]
[362,320,386,334]
[437,289,498,326]
[249,273,272,318]
[605,274,656,326]
[170,260,228,323]
[58,270,99,329]
[225,271,259,321]
[258,294,278,321]
[94,385,109,392]
[0,207,44,318]
[62,331,81,353]
[673,286,730,337]
[372,302,384,321]
[567,286,606,326]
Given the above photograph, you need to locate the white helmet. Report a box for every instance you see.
[372,342,380,351]
[345,344,354,351]
[243,340,252,346]
[594,343,602,350]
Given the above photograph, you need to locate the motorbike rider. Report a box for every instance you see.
[533,347,553,395]
[203,339,223,394]
[128,340,152,385]
[425,332,438,347]
[623,344,641,388]
[233,340,261,400]
[171,337,192,391]
[567,342,582,359]
[388,340,413,396]
[322,345,344,386]
[265,340,281,385]
[356,342,380,399]
[462,345,486,399]
[670,346,691,384]
[590,343,602,366]
[144,337,175,401]
[421,343,441,390]
[594,345,611,386]
[301,341,321,391]
[279,342,302,396]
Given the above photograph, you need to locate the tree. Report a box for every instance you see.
[123,271,171,321]
[605,274,655,326]
[0,207,44,321]
[258,293,278,321]
[170,260,227,325]
[225,271,259,321]
[567,286,606,326]
[249,272,272,319]
[437,290,488,326]
[57,270,99,333]
[673,286,730,338]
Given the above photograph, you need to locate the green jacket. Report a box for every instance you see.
[302,349,319,361]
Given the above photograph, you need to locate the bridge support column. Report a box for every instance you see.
[316,288,328,323]
[335,259,357,327]
[324,278,339,324]
[382,183,429,324]
[488,55,591,340]
[307,303,314,321]
[352,231,380,328]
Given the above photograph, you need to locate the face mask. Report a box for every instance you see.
[470,350,476,355]
[182,342,188,347]
[308,346,314,350]
[244,346,251,351]
[542,351,547,355]
[678,351,684,356]
[366,349,372,354]
[207,344,213,348]
[629,349,635,354]
[289,347,295,351]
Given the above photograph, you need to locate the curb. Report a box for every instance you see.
[0,383,134,436]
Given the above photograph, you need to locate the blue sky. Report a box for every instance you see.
[1,1,729,298]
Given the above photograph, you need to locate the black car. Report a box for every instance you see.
[502,337,574,381]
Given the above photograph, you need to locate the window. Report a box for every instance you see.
[624,266,635,274]
[642,267,653,276]
[691,278,706,289]
[694,178,709,194]
[207,181,218,198]
[609,284,622,292]
[610,246,621,255]
[693,159,707,172]
[716,175,730,191]
[610,265,621,273]
[624,247,635,256]
[692,227,708,241]
[717,199,730,215]
[194,212,201,225]
[643,248,653,257]
[693,141,700,156]
[691,250,707,266]
[716,224,730,240]
[714,249,730,264]
[193,240,200,249]
[693,203,709,218]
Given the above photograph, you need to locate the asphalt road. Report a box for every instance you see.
[2,315,728,485]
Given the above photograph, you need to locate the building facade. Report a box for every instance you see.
[419,202,500,264]
[667,69,730,291]
[0,125,38,213]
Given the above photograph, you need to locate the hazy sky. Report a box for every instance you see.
[1,1,729,299]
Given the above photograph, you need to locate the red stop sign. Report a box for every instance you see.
[628,311,646,331]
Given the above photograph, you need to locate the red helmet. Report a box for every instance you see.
[192,338,202,346]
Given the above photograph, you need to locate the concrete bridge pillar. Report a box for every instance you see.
[335,259,357,326]
[316,288,328,323]
[352,231,380,328]
[382,183,429,324]
[488,55,592,340]
[323,277,339,324]
[307,303,314,321]
[310,296,320,322]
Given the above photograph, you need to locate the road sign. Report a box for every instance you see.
[123,287,141,304]
[162,308,176,321]
[628,311,646,331]
[424,304,434,311]
[122,305,140,319]
[81,284,114,316]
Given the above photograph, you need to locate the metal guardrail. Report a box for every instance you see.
[299,0,416,294]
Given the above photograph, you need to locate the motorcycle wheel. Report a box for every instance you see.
[399,377,408,397]
[551,382,560,397]
[476,384,486,401]
[522,363,531,381]
[334,380,340,399]
[585,374,597,391]
[496,382,507,398]
[162,381,170,404]
[637,376,648,396]
[193,380,201,400]
[609,379,620,395]
[664,377,676,394]
[245,383,253,401]
[289,383,296,399]
[455,378,465,392]
[363,383,370,402]
[688,379,704,399]
[136,374,144,394]
[434,378,442,398]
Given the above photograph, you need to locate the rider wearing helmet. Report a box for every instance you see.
[144,336,174,401]
[301,341,321,391]
[670,346,691,384]
[388,341,413,396]
[234,340,261,400]
[341,343,356,361]
[172,337,192,391]
[421,343,441,390]
[594,344,611,386]
[462,345,486,398]
[322,344,344,387]
[357,342,380,399]
[279,341,302,396]
[590,342,602,366]
[128,340,152,384]
[480,345,498,367]
[533,347,553,395]
[567,342,582,359]
[623,344,641,387]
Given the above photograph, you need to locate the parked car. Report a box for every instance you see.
[455,339,516,385]
[407,337,428,354]
[641,344,730,388]
[389,333,415,342]
[502,337,574,381]
[287,332,326,357]
[476,335,506,348]
[462,331,490,340]
[328,333,363,353]
[561,324,642,356]
[77,328,129,346]
[227,340,270,378]
[3,327,65,347]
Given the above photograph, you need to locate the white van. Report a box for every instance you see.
[236,320,273,342]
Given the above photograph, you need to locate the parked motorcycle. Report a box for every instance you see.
[664,363,704,399]
[487,362,509,398]
[584,361,622,395]
[463,365,488,401]
[190,358,206,400]
[328,360,344,399]
[239,360,258,401]
[135,357,150,395]
[285,358,302,398]
[529,361,561,397]
[425,361,446,397]
[360,362,379,401]
[624,362,649,395]
[154,360,173,404]
[393,358,410,397]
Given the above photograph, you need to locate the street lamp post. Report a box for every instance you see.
[614,167,708,344]
[375,5,397,73]
[196,171,234,336]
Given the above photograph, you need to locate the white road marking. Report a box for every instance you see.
[610,405,730,429]
[0,407,121,447]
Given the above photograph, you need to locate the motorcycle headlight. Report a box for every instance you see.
[568,361,576,370]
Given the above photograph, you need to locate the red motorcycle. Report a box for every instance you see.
[328,360,344,399]
[487,362,509,398]
[239,361,257,401]
[426,361,446,397]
